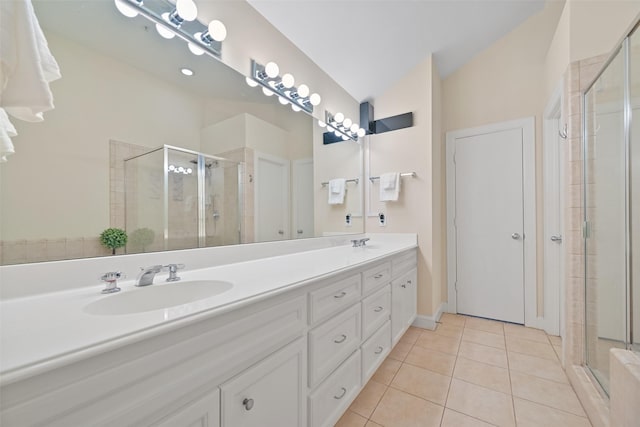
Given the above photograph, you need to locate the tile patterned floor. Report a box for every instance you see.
[335,313,592,427]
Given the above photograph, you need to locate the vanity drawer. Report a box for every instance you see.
[361,321,391,384]
[309,274,361,325]
[309,304,361,388]
[362,262,391,295]
[391,250,417,279]
[361,284,391,340]
[309,349,361,427]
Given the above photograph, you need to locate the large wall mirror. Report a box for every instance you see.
[0,0,363,265]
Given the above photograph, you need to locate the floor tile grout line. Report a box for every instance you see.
[511,394,592,420]
[505,330,518,427]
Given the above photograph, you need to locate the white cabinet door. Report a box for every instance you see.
[154,389,220,427]
[391,268,417,345]
[221,338,305,427]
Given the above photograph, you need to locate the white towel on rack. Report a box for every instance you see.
[0,0,61,161]
[328,178,346,205]
[379,172,401,202]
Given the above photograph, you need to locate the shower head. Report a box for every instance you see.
[189,160,218,168]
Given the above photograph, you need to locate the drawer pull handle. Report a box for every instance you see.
[374,273,384,279]
[334,334,347,344]
[375,346,384,354]
[243,398,254,411]
[374,306,384,312]
[334,387,347,399]
[334,291,347,299]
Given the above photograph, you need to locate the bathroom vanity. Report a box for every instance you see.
[0,235,417,427]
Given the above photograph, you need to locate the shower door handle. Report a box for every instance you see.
[551,235,563,242]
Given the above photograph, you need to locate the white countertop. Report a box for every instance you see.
[0,235,416,385]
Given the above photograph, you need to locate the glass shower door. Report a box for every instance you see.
[584,48,628,394]
[630,25,640,352]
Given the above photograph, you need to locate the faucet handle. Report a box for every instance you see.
[351,239,360,248]
[164,263,185,282]
[100,271,124,294]
[359,238,370,246]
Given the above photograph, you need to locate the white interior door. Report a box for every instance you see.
[255,152,290,242]
[292,158,314,239]
[454,128,525,324]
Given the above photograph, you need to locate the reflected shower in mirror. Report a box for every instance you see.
[0,0,363,265]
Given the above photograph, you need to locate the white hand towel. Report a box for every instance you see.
[0,108,17,163]
[0,0,61,123]
[379,172,401,202]
[328,178,346,205]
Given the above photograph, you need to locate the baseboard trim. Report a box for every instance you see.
[412,303,447,330]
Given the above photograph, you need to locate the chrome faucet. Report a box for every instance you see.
[351,238,371,248]
[136,265,163,287]
[101,271,123,294]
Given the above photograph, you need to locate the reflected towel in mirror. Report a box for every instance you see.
[328,178,346,205]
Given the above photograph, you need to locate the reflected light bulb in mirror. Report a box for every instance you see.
[262,87,274,96]
[334,130,341,137]
[114,0,138,17]
[334,112,344,123]
[157,15,176,39]
[343,118,352,128]
[318,120,326,128]
[297,84,309,98]
[176,0,198,21]
[309,93,321,106]
[169,165,176,171]
[188,40,205,56]
[291,104,301,112]
[187,168,193,174]
[278,96,288,105]
[342,135,349,141]
[265,62,279,78]
[357,128,366,137]
[180,68,194,76]
[246,77,258,87]
[350,123,359,133]
[281,73,295,89]
[208,20,227,42]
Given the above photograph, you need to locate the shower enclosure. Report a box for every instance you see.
[583,22,639,394]
[124,145,242,253]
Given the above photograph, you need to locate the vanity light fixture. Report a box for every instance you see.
[113,0,225,59]
[168,165,193,175]
[246,59,321,114]
[322,111,364,143]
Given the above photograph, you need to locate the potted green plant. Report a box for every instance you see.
[99,228,128,255]
[130,227,155,252]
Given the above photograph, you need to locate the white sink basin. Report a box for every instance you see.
[84,280,233,315]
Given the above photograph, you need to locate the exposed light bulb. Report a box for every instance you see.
[188,40,205,56]
[157,15,176,39]
[114,0,138,17]
[281,73,295,89]
[318,120,326,128]
[176,0,198,21]
[187,168,193,174]
[297,84,309,98]
[180,68,194,76]
[357,128,366,137]
[245,77,258,87]
[178,166,185,172]
[291,104,301,112]
[169,165,176,171]
[278,96,288,105]
[350,123,359,133]
[342,135,349,141]
[309,93,321,106]
[334,112,344,123]
[208,20,227,42]
[265,62,279,78]
[262,87,274,96]
[343,118,352,128]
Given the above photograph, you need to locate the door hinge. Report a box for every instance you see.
[454,281,458,291]
[453,152,456,165]
[583,221,591,239]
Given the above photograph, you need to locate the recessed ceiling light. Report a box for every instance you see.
[181,68,194,76]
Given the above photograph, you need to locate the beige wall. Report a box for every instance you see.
[365,56,441,317]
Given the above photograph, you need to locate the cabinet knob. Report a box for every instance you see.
[375,346,384,354]
[242,398,254,411]
[334,334,347,344]
[374,306,384,312]
[334,387,347,400]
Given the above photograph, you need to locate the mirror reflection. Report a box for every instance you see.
[0,0,362,265]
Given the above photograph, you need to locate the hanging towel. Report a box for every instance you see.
[379,172,401,202]
[0,0,61,161]
[0,109,17,162]
[328,178,346,205]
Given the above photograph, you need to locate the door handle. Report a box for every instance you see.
[511,233,521,240]
[297,229,303,234]
[550,235,562,242]
[278,230,284,235]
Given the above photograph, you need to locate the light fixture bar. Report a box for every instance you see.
[323,110,362,143]
[249,60,318,114]
[116,0,223,58]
